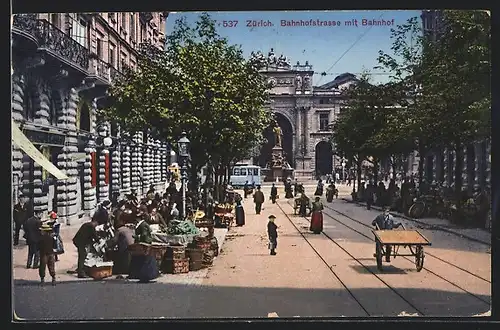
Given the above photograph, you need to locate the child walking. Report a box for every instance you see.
[38,224,57,286]
[267,215,278,256]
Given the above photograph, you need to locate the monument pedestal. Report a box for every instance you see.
[265,146,285,182]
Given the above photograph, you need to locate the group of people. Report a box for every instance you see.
[13,195,65,286]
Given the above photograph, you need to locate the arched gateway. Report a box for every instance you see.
[250,48,357,179]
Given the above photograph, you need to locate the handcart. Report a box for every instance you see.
[372,225,431,272]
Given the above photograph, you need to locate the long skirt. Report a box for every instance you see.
[112,250,131,275]
[235,206,245,226]
[314,188,323,196]
[310,211,324,233]
[129,254,159,282]
[285,189,294,199]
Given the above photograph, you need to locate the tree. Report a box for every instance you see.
[101,13,272,192]
[420,10,490,194]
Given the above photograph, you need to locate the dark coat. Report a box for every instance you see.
[253,190,265,204]
[13,202,29,226]
[39,232,55,256]
[267,221,278,239]
[73,222,98,247]
[270,186,278,197]
[372,214,402,230]
[24,216,42,244]
[135,220,153,244]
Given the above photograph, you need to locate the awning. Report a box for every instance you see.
[11,119,69,180]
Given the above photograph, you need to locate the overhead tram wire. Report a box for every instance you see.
[317,12,386,85]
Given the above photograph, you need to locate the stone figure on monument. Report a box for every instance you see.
[268,48,276,64]
[272,120,283,147]
[303,75,311,89]
[295,75,302,89]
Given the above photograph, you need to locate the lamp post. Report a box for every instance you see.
[177,132,190,220]
[341,157,346,184]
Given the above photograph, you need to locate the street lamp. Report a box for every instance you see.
[177,132,190,220]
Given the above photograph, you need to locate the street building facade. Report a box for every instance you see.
[253,49,355,179]
[11,12,169,223]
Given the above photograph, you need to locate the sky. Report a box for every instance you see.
[165,10,423,86]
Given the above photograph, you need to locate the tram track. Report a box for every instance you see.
[322,203,491,284]
[282,199,490,308]
[275,202,425,316]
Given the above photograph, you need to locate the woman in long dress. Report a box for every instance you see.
[128,212,159,282]
[310,197,324,234]
[235,198,245,226]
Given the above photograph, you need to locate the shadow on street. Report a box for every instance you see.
[14,280,490,320]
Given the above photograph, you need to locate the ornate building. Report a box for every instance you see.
[11,12,169,223]
[251,49,356,179]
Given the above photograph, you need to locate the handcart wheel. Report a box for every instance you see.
[375,241,383,271]
[409,201,426,219]
[415,245,424,272]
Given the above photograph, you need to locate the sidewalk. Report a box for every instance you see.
[341,198,491,245]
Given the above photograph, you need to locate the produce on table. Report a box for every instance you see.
[166,219,200,236]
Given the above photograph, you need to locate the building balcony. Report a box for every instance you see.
[88,56,111,85]
[12,14,90,74]
[109,65,124,84]
[36,19,89,73]
[12,13,39,47]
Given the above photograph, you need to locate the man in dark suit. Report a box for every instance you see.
[13,195,30,245]
[72,219,99,278]
[24,211,42,268]
[253,186,265,215]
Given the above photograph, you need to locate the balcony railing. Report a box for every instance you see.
[109,66,124,83]
[35,19,89,70]
[89,56,111,82]
[12,14,89,71]
[12,13,39,39]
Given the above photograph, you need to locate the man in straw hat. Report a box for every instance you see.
[38,224,57,285]
[267,215,278,256]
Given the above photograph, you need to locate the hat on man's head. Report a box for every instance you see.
[268,215,276,219]
[102,200,111,207]
[39,224,52,231]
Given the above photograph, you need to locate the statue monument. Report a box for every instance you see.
[266,119,287,182]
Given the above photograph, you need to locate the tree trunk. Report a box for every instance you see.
[187,163,201,194]
[454,142,464,199]
[417,145,426,189]
[391,155,398,180]
[373,159,379,184]
[356,157,362,191]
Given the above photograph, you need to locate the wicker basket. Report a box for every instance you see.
[162,258,189,274]
[128,243,151,256]
[85,265,113,280]
[165,245,186,260]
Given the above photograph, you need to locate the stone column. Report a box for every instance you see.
[111,126,121,197]
[485,140,491,188]
[160,142,168,185]
[82,99,97,213]
[473,142,481,189]
[83,140,97,212]
[431,152,438,184]
[97,122,110,202]
[12,73,25,204]
[142,133,153,194]
[443,148,449,186]
[56,88,79,224]
[304,107,309,156]
[450,150,456,186]
[154,139,162,190]
[120,134,132,194]
[131,131,143,193]
[461,145,468,190]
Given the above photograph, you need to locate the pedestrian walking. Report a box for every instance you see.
[235,196,246,226]
[38,224,57,286]
[24,211,42,268]
[13,194,29,246]
[243,181,249,198]
[253,185,265,215]
[72,219,99,278]
[270,183,278,204]
[267,215,278,256]
[310,196,324,234]
[314,179,324,196]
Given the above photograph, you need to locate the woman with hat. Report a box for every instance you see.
[38,224,57,285]
[310,196,324,234]
[267,215,278,256]
[235,194,245,226]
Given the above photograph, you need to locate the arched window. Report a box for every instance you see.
[79,102,91,133]
[49,91,59,125]
[23,86,36,121]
